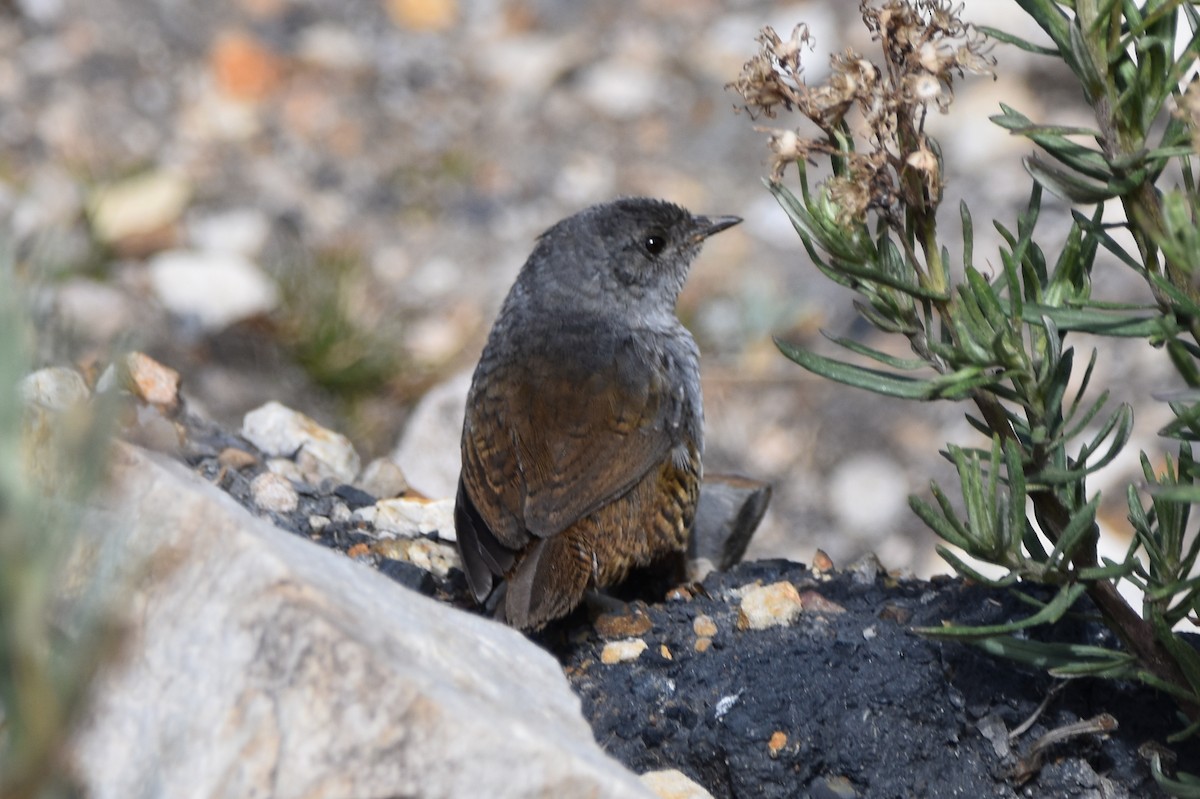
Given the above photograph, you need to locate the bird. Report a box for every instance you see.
[454,197,741,631]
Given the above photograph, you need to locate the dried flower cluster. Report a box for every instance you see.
[728,0,995,225]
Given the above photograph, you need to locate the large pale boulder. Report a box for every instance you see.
[71,443,652,799]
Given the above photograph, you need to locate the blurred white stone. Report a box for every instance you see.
[187,208,270,257]
[827,453,909,540]
[15,0,64,23]
[242,401,361,485]
[148,249,279,331]
[55,279,134,343]
[12,164,81,238]
[20,366,89,410]
[88,170,190,245]
[296,24,370,71]
[578,60,663,119]
[357,457,409,500]
[472,33,584,96]
[266,457,304,483]
[392,370,471,498]
[742,194,800,250]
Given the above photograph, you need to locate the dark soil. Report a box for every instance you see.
[174,408,1199,798]
[560,560,1198,798]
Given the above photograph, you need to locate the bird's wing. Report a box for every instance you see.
[461,329,688,546]
[515,339,681,538]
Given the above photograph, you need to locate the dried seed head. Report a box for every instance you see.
[732,0,993,224]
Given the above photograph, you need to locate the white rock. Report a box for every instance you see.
[70,444,654,799]
[88,170,190,245]
[19,367,89,410]
[265,457,304,482]
[148,249,279,331]
[250,472,299,513]
[330,501,353,523]
[243,402,361,485]
[392,370,471,498]
[372,497,456,540]
[186,208,270,257]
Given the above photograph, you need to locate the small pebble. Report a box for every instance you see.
[266,457,304,482]
[797,591,846,616]
[242,401,361,484]
[19,367,89,410]
[118,352,181,409]
[334,483,376,509]
[594,606,653,639]
[217,447,259,470]
[639,768,715,799]
[767,731,788,757]
[371,538,459,578]
[250,472,299,513]
[811,549,835,572]
[373,497,455,539]
[737,581,803,630]
[809,775,860,799]
[848,552,885,584]
[357,457,409,499]
[600,638,648,664]
[692,614,718,638]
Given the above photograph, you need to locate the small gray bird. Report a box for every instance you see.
[455,197,741,631]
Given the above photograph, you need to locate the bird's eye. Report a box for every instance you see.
[643,232,667,255]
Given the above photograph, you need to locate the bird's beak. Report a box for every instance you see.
[690,214,742,242]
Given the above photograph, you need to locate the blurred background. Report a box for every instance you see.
[5,0,1176,574]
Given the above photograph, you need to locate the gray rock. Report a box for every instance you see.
[70,444,654,799]
[356,456,410,500]
[392,370,471,499]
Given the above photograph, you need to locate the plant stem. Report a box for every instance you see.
[971,388,1200,720]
